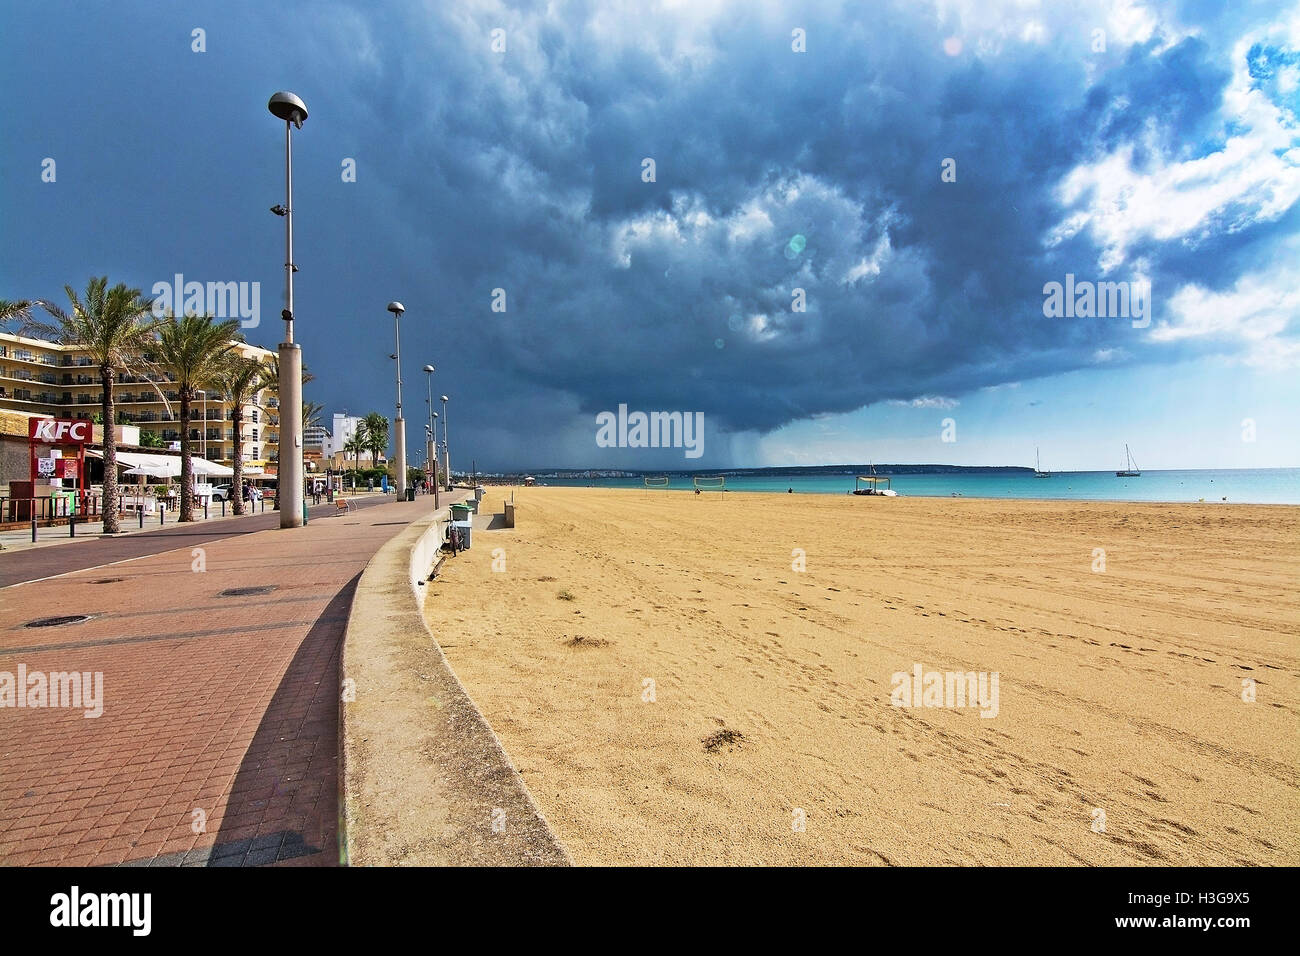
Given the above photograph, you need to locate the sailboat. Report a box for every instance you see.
[1034,447,1052,478]
[1116,444,1141,477]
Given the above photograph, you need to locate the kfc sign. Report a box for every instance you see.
[29,418,93,443]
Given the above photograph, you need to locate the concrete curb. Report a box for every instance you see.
[339,497,571,866]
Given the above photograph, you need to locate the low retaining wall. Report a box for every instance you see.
[339,498,570,866]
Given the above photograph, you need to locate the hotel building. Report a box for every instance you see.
[0,331,280,471]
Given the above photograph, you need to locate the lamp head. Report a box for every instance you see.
[386,301,405,317]
[423,364,434,373]
[268,91,308,129]
[440,395,449,403]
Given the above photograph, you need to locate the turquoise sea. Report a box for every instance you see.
[530,468,1300,504]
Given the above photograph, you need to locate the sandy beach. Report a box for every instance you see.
[425,488,1300,865]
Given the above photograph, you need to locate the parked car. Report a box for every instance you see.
[213,483,263,502]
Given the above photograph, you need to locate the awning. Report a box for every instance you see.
[190,458,234,477]
[123,464,175,478]
[86,450,234,478]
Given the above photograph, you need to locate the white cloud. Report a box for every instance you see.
[1154,261,1300,367]
[888,395,960,409]
[1049,22,1300,272]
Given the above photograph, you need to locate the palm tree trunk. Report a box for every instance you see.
[180,390,194,521]
[231,408,245,516]
[100,367,120,534]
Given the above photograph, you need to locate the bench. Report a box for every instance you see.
[335,498,352,515]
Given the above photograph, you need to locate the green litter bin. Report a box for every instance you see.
[450,503,472,521]
[405,487,415,501]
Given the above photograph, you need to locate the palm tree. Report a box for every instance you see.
[301,400,325,491]
[214,353,269,516]
[152,314,240,521]
[343,431,364,485]
[26,279,160,533]
[0,299,35,327]
[362,413,389,478]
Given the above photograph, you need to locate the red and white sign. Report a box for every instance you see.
[28,418,93,444]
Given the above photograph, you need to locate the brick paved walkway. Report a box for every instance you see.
[0,492,456,866]
[0,494,389,589]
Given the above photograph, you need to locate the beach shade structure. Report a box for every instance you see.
[643,476,671,488]
[853,475,897,496]
[693,476,726,493]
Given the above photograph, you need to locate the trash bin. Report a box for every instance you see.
[474,485,484,504]
[451,519,473,549]
[450,503,472,521]
[405,487,416,501]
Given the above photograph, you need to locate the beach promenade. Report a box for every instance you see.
[0,492,448,866]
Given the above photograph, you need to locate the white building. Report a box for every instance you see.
[323,413,362,459]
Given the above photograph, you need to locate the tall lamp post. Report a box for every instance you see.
[386,301,407,498]
[440,395,450,490]
[423,364,438,507]
[268,91,307,529]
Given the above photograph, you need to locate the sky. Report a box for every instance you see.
[1,0,1297,472]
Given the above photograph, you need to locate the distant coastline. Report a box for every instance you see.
[469,467,1300,505]
[502,464,1036,479]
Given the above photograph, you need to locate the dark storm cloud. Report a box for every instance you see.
[315,0,1294,460]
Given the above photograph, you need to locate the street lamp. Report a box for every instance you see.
[268,90,307,528]
[423,364,438,507]
[386,301,407,498]
[440,394,450,490]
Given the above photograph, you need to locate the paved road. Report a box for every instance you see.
[0,492,459,866]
